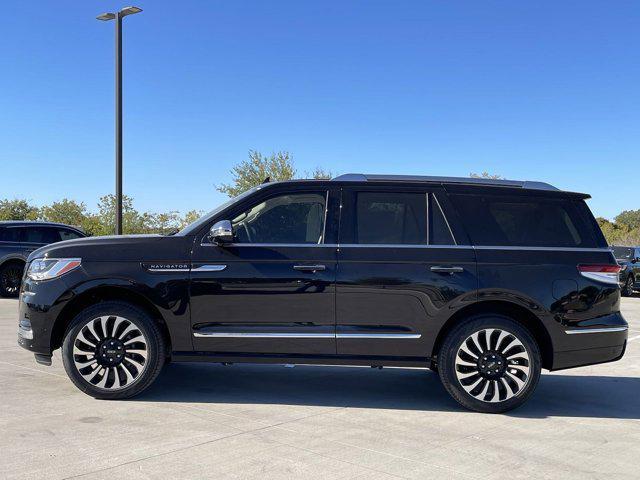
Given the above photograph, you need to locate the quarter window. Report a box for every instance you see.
[58,229,82,241]
[231,192,327,244]
[450,194,593,247]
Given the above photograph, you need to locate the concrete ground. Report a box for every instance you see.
[1,298,639,480]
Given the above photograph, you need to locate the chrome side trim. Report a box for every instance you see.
[564,326,628,335]
[200,243,338,248]
[193,332,421,339]
[192,265,227,272]
[198,243,611,252]
[193,332,334,338]
[337,333,422,339]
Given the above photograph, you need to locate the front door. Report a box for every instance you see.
[336,186,478,358]
[190,186,339,355]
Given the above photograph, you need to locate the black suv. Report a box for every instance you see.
[17,175,627,413]
[0,221,85,297]
[612,246,640,297]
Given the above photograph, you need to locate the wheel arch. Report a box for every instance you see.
[51,285,172,357]
[431,300,554,370]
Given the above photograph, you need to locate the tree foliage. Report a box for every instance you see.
[470,172,504,179]
[217,150,334,197]
[0,199,39,221]
[217,150,297,197]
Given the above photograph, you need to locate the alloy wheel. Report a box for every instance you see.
[72,315,148,390]
[454,328,531,403]
[1,266,22,295]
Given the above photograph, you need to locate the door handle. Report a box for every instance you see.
[430,266,464,274]
[293,264,326,272]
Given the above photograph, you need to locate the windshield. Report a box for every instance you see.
[178,186,262,236]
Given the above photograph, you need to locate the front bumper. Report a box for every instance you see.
[17,273,79,362]
[551,312,628,370]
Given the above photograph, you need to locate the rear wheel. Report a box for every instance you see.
[622,276,634,297]
[0,261,23,297]
[61,301,165,399]
[438,315,541,413]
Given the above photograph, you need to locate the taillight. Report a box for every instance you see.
[578,264,621,285]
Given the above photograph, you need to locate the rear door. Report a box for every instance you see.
[335,185,477,358]
[190,184,339,355]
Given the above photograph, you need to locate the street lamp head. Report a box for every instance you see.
[120,6,143,16]
[96,12,116,21]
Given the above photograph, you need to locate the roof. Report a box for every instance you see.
[331,173,559,191]
[0,220,84,231]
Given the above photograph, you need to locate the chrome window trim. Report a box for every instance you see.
[474,246,612,253]
[564,326,628,335]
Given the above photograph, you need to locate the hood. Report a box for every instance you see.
[28,234,194,263]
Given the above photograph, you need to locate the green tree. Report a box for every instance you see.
[306,167,333,179]
[95,194,147,235]
[40,199,88,228]
[217,150,297,197]
[181,210,204,227]
[470,172,504,179]
[614,209,640,231]
[0,199,39,220]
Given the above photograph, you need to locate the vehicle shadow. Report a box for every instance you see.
[136,362,640,419]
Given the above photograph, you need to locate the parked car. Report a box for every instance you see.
[612,245,640,297]
[17,174,627,413]
[0,221,85,297]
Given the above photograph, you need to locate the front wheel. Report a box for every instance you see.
[438,315,541,413]
[61,301,165,399]
[0,262,23,297]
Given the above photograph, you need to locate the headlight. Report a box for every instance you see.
[27,258,81,281]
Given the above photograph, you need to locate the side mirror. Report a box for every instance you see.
[209,220,233,244]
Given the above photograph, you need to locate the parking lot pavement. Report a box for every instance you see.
[1,298,639,480]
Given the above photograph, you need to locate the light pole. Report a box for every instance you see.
[97,6,142,235]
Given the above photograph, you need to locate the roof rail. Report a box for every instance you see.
[331,173,558,191]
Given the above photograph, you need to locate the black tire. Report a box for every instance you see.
[0,261,24,298]
[438,314,541,413]
[61,301,165,400]
[622,276,634,297]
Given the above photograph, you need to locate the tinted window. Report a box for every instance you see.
[429,194,455,245]
[450,194,596,247]
[232,192,326,244]
[58,229,82,241]
[613,246,633,260]
[353,192,427,244]
[23,227,60,244]
[0,227,22,242]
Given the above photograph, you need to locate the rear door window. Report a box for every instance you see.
[449,194,597,247]
[23,227,61,244]
[352,192,427,244]
[0,227,22,242]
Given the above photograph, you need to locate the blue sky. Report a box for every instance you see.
[1,1,638,219]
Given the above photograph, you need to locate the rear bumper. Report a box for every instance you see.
[551,312,628,370]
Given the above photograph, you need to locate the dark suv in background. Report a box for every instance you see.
[17,175,627,413]
[0,221,85,297]
[612,246,640,297]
